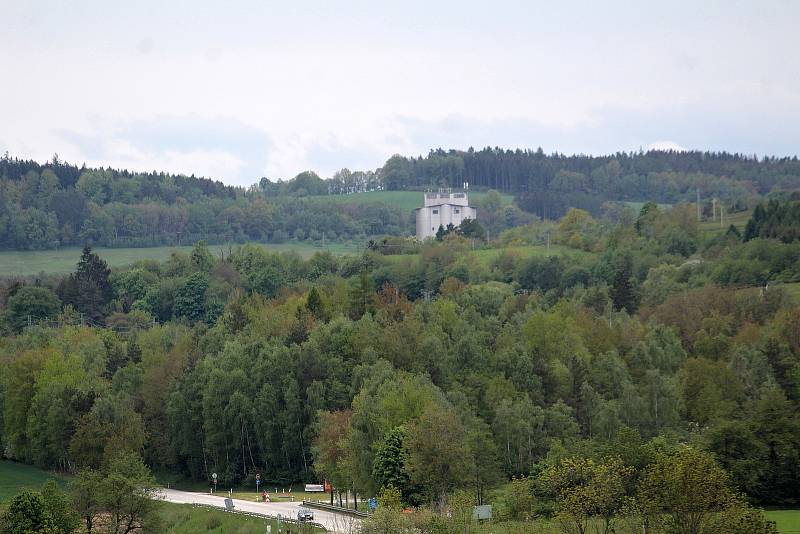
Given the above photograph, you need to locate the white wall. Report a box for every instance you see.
[415,203,478,240]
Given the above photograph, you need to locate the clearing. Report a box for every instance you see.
[0,460,69,503]
[765,509,800,534]
[0,241,361,277]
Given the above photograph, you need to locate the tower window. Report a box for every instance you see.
[432,209,438,214]
[454,208,460,214]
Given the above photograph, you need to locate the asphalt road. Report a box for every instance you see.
[158,488,361,533]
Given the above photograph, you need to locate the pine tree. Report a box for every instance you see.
[610,252,638,313]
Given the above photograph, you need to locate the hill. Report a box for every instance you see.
[3,150,799,252]
[307,190,513,212]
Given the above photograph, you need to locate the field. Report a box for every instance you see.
[0,241,362,277]
[698,208,752,234]
[782,282,800,303]
[0,460,69,503]
[308,190,514,212]
[766,510,800,534]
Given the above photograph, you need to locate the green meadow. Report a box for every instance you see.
[0,241,362,276]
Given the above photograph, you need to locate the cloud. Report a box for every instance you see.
[56,115,273,186]
[386,98,800,160]
[647,141,686,152]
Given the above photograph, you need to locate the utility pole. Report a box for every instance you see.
[696,189,701,222]
[712,198,717,222]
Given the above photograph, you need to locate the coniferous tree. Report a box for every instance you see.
[609,252,638,313]
[57,246,112,323]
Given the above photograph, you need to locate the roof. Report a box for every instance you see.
[415,203,475,210]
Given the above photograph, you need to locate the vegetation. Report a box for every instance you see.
[158,503,322,534]
[0,241,362,276]
[0,461,68,503]
[1,153,800,532]
[3,149,799,251]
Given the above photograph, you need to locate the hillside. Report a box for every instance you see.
[3,150,799,252]
[307,190,514,212]
[2,198,800,532]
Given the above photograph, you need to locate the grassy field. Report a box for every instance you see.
[158,502,322,534]
[0,460,69,503]
[472,244,590,266]
[782,282,800,303]
[0,241,362,277]
[308,190,514,212]
[623,201,673,212]
[699,208,752,233]
[765,510,800,534]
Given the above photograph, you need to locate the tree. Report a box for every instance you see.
[458,218,485,240]
[41,480,80,534]
[58,246,112,323]
[99,453,161,534]
[609,252,638,313]
[637,447,736,534]
[174,272,209,322]
[312,410,352,506]
[190,240,215,272]
[348,270,375,320]
[70,469,103,534]
[4,286,61,332]
[372,426,411,499]
[494,476,536,521]
[404,405,472,505]
[306,286,326,320]
[0,490,56,534]
[540,456,632,534]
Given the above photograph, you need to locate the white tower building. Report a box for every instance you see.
[415,187,477,240]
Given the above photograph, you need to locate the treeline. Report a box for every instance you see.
[4,148,800,251]
[259,168,382,196]
[0,155,410,249]
[744,194,800,243]
[380,148,800,217]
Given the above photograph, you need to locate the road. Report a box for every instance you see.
[158,488,361,533]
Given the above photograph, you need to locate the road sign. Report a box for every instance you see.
[473,505,492,520]
[368,497,378,511]
[212,472,217,480]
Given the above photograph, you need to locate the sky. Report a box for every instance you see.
[1,0,799,187]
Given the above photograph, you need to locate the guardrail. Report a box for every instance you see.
[302,500,369,518]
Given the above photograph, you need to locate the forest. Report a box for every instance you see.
[2,149,799,250]
[1,189,800,532]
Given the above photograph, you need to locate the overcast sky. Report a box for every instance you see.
[1,0,799,186]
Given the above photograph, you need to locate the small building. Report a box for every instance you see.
[415,188,477,240]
